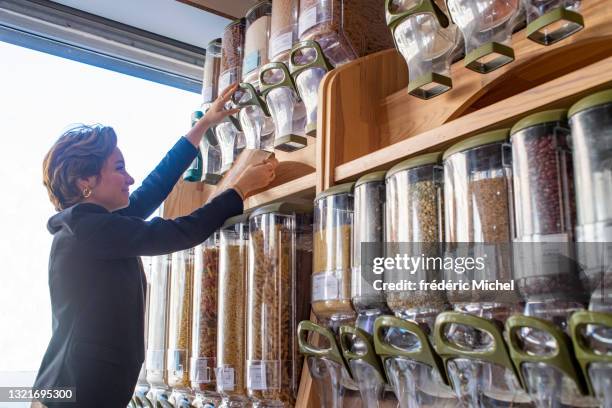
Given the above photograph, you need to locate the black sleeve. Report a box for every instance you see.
[76,189,243,259]
[116,137,198,219]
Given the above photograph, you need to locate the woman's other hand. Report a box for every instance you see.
[232,157,280,199]
[185,83,241,147]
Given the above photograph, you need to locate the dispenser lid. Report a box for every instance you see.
[386,151,442,179]
[224,18,245,31]
[354,171,387,188]
[443,129,510,160]
[510,109,568,135]
[568,89,612,118]
[250,202,313,218]
[245,0,272,18]
[221,211,252,228]
[386,0,450,31]
[207,38,222,47]
[314,182,355,202]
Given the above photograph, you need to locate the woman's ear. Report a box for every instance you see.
[76,175,98,192]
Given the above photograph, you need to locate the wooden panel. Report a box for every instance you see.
[335,56,612,183]
[244,172,316,210]
[163,177,214,218]
[176,0,259,19]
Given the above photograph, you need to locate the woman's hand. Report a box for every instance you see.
[232,157,280,199]
[185,83,241,148]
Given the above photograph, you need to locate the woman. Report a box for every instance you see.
[33,84,277,407]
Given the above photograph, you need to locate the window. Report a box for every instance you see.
[0,40,201,390]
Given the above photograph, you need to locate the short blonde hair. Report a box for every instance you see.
[43,125,117,211]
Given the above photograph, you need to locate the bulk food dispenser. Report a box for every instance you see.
[568,89,612,407]
[522,0,583,45]
[202,39,222,108]
[191,236,221,407]
[216,19,246,173]
[132,256,154,408]
[184,111,204,183]
[217,214,250,408]
[246,203,313,407]
[505,109,597,408]
[269,0,299,63]
[167,249,196,407]
[446,0,522,73]
[386,0,462,99]
[436,130,531,407]
[259,61,307,152]
[377,152,456,407]
[232,82,275,152]
[242,1,272,86]
[312,183,357,332]
[291,0,392,135]
[146,255,173,406]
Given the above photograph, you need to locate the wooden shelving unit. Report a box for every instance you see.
[161,1,612,406]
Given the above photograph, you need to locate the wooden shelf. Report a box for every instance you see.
[335,56,612,183]
[244,171,316,210]
[176,0,258,20]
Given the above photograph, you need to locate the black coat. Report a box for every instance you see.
[33,137,243,407]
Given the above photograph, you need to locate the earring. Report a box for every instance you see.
[82,187,92,198]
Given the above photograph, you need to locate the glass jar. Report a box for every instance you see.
[522,0,583,45]
[510,109,587,314]
[190,235,220,397]
[352,172,389,334]
[298,0,392,67]
[289,40,333,136]
[386,0,462,99]
[260,62,308,152]
[246,203,313,406]
[220,19,246,92]
[146,254,172,390]
[216,214,250,407]
[312,183,356,330]
[185,111,204,182]
[446,0,521,73]
[384,152,447,328]
[569,89,612,311]
[167,248,195,390]
[270,0,299,63]
[374,316,456,408]
[443,129,519,313]
[232,82,275,152]
[243,1,272,85]
[203,38,222,106]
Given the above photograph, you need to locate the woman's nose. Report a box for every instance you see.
[126,174,135,185]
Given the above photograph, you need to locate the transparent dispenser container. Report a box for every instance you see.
[569,90,612,310]
[443,129,519,311]
[505,315,599,408]
[298,0,392,67]
[217,214,250,407]
[269,0,299,63]
[312,183,357,331]
[386,0,462,99]
[146,255,172,403]
[446,0,522,73]
[374,316,456,408]
[339,325,388,407]
[570,311,612,408]
[184,111,204,183]
[522,0,583,45]
[298,320,359,408]
[200,133,223,185]
[442,130,529,406]
[202,39,222,106]
[434,312,532,407]
[190,235,220,404]
[219,19,245,92]
[260,62,308,152]
[243,1,272,86]
[247,203,313,406]
[167,248,195,390]
[232,82,275,152]
[510,110,587,314]
[289,40,333,136]
[352,172,389,334]
[216,116,244,174]
[385,152,447,328]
